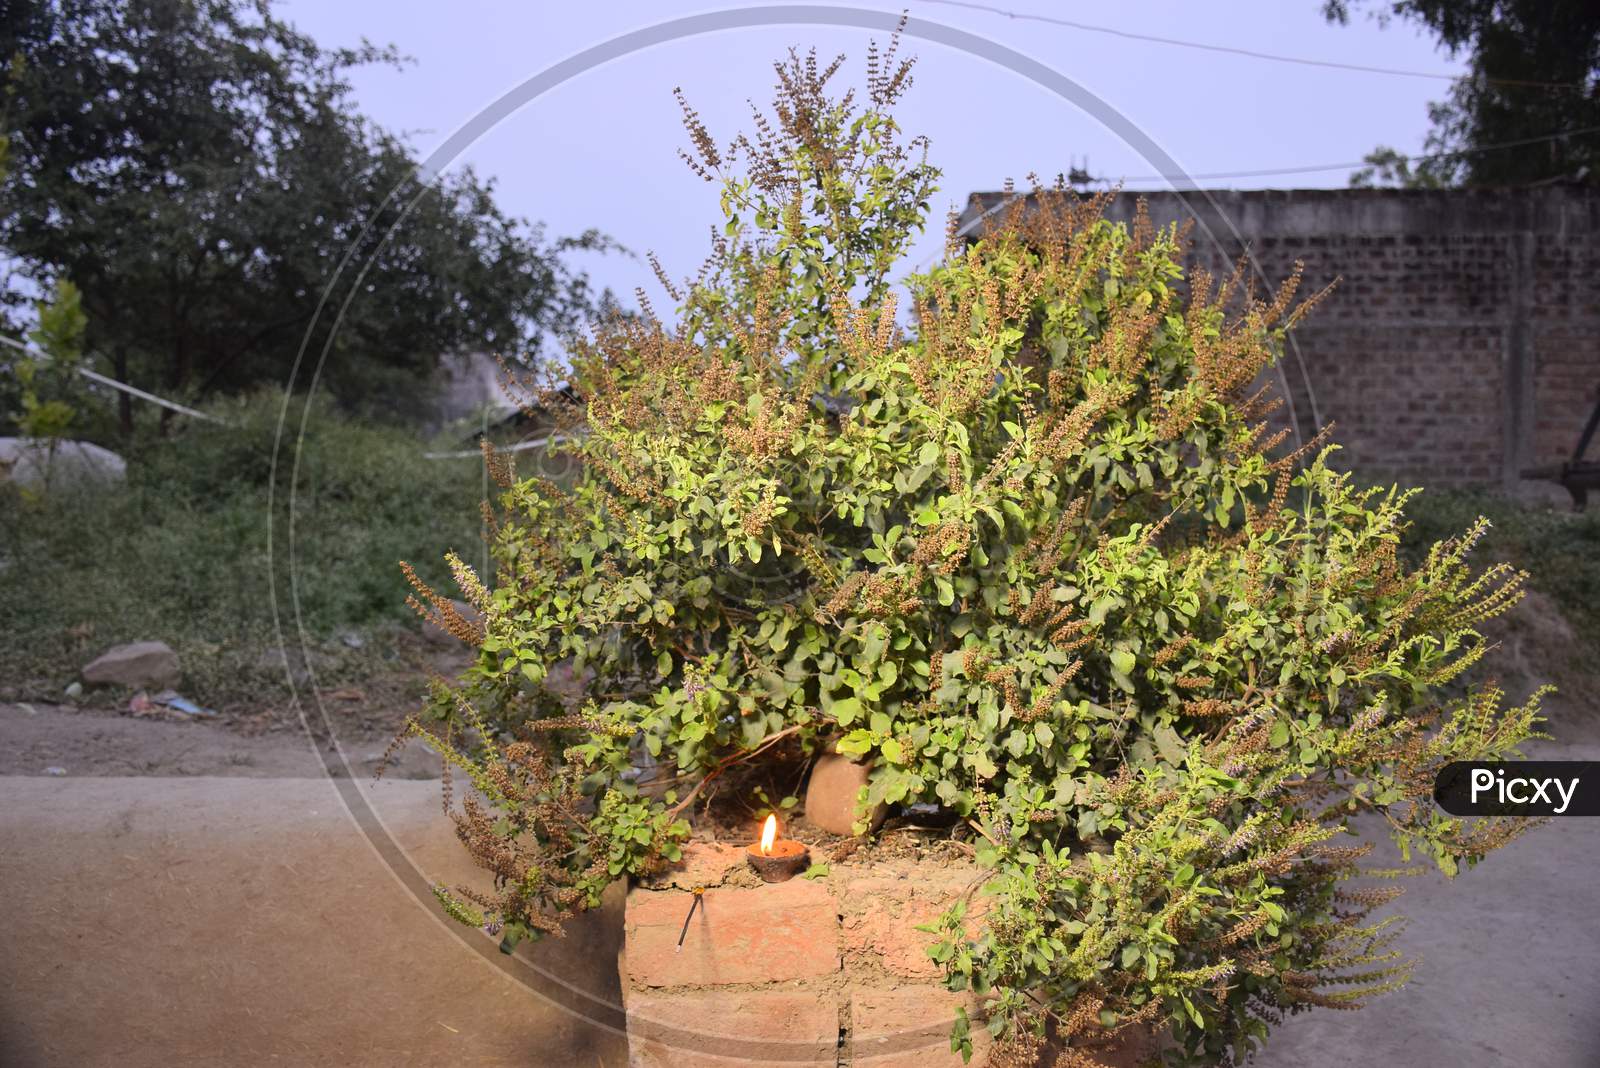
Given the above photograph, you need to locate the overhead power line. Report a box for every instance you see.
[914,0,1593,92]
[951,123,1599,250]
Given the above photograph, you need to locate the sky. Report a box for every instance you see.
[281,0,1466,313]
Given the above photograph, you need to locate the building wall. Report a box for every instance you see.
[430,350,520,431]
[962,185,1600,491]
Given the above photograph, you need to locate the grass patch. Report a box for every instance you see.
[0,390,490,715]
[1398,485,1600,647]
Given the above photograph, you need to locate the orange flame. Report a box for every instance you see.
[759,814,778,855]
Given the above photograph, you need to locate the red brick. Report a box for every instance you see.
[852,989,1162,1068]
[650,841,746,891]
[625,879,839,988]
[840,871,987,980]
[625,989,840,1067]
[850,987,988,1067]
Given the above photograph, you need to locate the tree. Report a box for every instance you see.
[12,278,87,441]
[1327,1,1600,187]
[0,52,97,442]
[1348,141,1452,188]
[0,0,606,433]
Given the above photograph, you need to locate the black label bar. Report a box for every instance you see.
[1434,761,1600,817]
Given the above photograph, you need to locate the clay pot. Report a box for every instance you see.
[803,744,888,836]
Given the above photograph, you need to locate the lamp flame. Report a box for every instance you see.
[759,814,778,855]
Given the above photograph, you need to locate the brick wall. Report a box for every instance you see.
[617,843,991,1067]
[618,842,1160,1067]
[960,185,1600,492]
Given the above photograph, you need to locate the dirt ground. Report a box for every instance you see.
[0,772,629,1068]
[0,698,444,781]
[2,591,1598,1067]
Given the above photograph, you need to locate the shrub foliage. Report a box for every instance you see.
[402,40,1545,1066]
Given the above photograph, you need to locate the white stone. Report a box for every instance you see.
[0,437,126,489]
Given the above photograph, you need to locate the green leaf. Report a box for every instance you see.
[1152,724,1185,765]
[1088,595,1118,626]
[902,462,935,492]
[837,729,873,757]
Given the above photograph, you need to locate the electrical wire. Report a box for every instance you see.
[913,0,1594,92]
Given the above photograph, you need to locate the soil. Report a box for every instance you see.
[0,699,445,781]
[0,632,472,780]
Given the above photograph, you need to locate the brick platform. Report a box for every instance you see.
[617,843,990,1067]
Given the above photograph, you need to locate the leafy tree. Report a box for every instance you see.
[0,0,606,433]
[1349,143,1452,189]
[0,52,94,443]
[1327,0,1600,187]
[399,42,1544,1065]
[12,277,86,440]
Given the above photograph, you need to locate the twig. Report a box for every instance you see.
[665,724,805,819]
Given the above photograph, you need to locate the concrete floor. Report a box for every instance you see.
[1254,769,1600,1068]
[2,740,1596,1066]
[0,775,629,1068]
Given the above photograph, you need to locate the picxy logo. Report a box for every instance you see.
[1434,761,1598,817]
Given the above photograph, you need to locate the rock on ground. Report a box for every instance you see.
[81,640,180,689]
[0,436,126,488]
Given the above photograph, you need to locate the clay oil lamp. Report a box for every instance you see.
[746,813,809,883]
